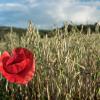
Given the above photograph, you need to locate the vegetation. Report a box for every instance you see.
[0,22,100,100]
[0,22,100,38]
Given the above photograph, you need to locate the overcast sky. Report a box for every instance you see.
[0,0,100,29]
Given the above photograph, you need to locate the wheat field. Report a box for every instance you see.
[0,22,100,100]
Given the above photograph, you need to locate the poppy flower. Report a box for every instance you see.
[0,48,35,84]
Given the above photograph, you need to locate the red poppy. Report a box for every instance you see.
[0,48,35,84]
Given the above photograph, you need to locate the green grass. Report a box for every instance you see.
[0,22,100,100]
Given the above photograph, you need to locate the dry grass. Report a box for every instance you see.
[0,22,100,100]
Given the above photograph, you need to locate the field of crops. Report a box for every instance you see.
[0,22,100,100]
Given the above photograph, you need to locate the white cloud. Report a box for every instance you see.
[45,0,100,24]
[46,1,71,22]
[0,0,100,28]
[0,1,38,12]
[0,3,27,11]
[25,0,39,7]
[26,0,36,3]
[70,6,98,24]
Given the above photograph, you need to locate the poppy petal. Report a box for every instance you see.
[2,59,35,84]
[1,48,35,84]
[6,59,29,74]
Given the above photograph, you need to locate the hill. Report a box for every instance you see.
[0,23,100,38]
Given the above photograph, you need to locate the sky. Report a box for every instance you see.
[0,0,100,29]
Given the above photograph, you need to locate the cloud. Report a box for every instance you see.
[24,0,39,8]
[0,3,27,12]
[70,6,98,24]
[45,0,100,24]
[25,0,36,3]
[0,1,38,12]
[0,0,100,28]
